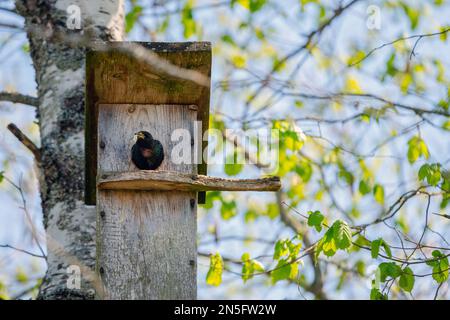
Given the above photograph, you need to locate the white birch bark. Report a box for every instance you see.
[15,0,124,299]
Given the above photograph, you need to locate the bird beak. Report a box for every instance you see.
[134,132,145,142]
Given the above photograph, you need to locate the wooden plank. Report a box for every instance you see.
[98,171,281,192]
[97,104,196,173]
[86,42,211,205]
[97,190,196,299]
[97,103,197,299]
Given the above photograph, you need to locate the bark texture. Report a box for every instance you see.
[98,170,281,192]
[15,0,124,299]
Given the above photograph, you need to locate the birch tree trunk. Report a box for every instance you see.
[15,0,124,299]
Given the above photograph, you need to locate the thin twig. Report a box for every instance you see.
[349,28,450,66]
[0,244,46,259]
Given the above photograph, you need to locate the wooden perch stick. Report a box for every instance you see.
[7,123,41,162]
[98,170,281,192]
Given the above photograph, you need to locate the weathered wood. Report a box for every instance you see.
[97,103,198,299]
[86,42,211,204]
[97,104,197,173]
[98,171,281,192]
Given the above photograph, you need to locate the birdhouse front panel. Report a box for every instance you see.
[96,103,198,299]
[87,42,211,300]
[97,104,198,174]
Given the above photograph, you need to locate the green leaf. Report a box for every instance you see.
[295,159,313,182]
[294,100,304,108]
[231,54,247,68]
[442,120,450,130]
[0,171,4,183]
[373,184,385,205]
[381,240,392,258]
[418,163,442,186]
[355,260,366,276]
[385,53,398,78]
[22,43,30,53]
[427,164,441,186]
[407,136,429,164]
[401,3,420,30]
[221,34,236,46]
[399,267,415,292]
[333,220,352,250]
[427,250,449,283]
[273,238,301,261]
[266,203,279,219]
[338,166,354,185]
[206,253,224,286]
[359,179,371,195]
[241,253,265,282]
[360,113,371,123]
[320,231,337,257]
[249,0,267,12]
[370,288,388,300]
[0,279,9,300]
[271,259,298,284]
[224,152,244,176]
[201,191,221,209]
[315,219,352,259]
[15,267,28,283]
[181,0,197,38]
[371,239,381,259]
[378,262,402,282]
[125,5,143,33]
[232,0,267,12]
[418,164,430,180]
[371,238,392,258]
[273,239,289,260]
[307,210,324,232]
[220,199,237,220]
[354,235,371,247]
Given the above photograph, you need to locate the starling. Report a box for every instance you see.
[131,131,164,170]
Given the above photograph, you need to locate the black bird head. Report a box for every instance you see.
[134,131,153,149]
[131,130,165,170]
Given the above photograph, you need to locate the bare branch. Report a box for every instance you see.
[349,28,450,67]
[0,92,38,107]
[0,22,23,30]
[244,0,362,115]
[40,28,211,87]
[7,123,41,162]
[282,91,450,117]
[432,212,450,220]
[0,244,46,259]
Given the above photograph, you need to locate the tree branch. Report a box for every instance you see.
[0,92,38,107]
[350,28,450,66]
[0,244,46,259]
[276,191,328,299]
[7,123,41,162]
